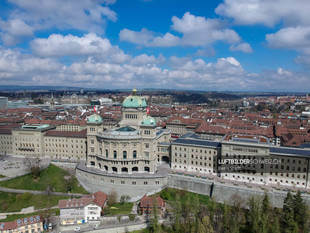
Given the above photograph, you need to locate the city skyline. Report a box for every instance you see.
[0,0,310,91]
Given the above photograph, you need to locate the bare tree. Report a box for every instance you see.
[107,189,118,206]
[24,157,44,178]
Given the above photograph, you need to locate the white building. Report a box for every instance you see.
[58,191,107,225]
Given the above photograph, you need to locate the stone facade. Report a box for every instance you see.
[12,124,55,157]
[0,132,12,155]
[171,135,220,175]
[220,135,310,189]
[76,91,171,199]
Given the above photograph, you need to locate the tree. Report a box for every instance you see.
[282,192,298,233]
[120,195,130,204]
[261,194,271,233]
[24,157,43,179]
[247,197,262,233]
[149,198,160,233]
[293,191,309,232]
[270,215,281,233]
[197,215,214,233]
[107,190,118,206]
[64,176,75,192]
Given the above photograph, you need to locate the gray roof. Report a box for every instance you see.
[270,147,310,157]
[172,138,220,148]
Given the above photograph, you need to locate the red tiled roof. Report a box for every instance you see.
[140,195,165,208]
[58,197,93,209]
[45,129,87,138]
[0,215,42,231]
[93,191,108,207]
[58,191,107,209]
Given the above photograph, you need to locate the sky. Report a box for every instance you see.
[0,0,310,92]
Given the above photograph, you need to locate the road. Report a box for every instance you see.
[59,221,152,233]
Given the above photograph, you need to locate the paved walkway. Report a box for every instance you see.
[0,186,85,197]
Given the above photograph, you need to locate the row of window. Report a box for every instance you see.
[45,144,84,148]
[174,147,216,154]
[174,153,213,161]
[174,160,212,167]
[125,114,138,119]
[102,150,137,159]
[90,162,151,173]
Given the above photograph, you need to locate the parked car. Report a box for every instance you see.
[74,226,81,232]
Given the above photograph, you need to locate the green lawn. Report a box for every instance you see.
[0,191,69,213]
[157,188,210,206]
[1,209,59,222]
[0,164,88,194]
[0,175,5,178]
[104,202,133,216]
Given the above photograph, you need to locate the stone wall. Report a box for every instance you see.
[76,166,168,202]
[168,174,310,208]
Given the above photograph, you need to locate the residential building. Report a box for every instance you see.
[0,215,43,233]
[58,191,107,225]
[139,194,166,216]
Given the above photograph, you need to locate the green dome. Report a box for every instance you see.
[122,95,147,108]
[87,114,103,124]
[141,116,156,127]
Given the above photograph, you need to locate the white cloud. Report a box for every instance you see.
[0,0,117,45]
[119,28,154,46]
[0,19,33,45]
[230,42,253,53]
[266,26,310,53]
[151,33,180,47]
[266,26,310,66]
[120,12,241,47]
[1,32,309,91]
[31,33,114,57]
[130,54,165,65]
[216,0,310,27]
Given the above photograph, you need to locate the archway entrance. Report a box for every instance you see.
[122,167,128,173]
[161,156,170,164]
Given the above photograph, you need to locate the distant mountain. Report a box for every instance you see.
[0,85,83,91]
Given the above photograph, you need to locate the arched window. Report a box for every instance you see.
[113,150,117,159]
[123,151,127,159]
[104,165,108,171]
[133,150,137,159]
[105,149,108,158]
[90,161,95,166]
[132,167,138,172]
[122,167,128,173]
[112,167,117,173]
[144,166,150,172]
[99,163,102,169]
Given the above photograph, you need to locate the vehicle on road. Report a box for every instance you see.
[74,226,81,232]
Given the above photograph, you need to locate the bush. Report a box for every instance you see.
[120,195,130,204]
[129,214,136,221]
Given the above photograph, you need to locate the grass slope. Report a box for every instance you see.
[0,164,88,194]
[0,192,68,213]
[104,203,133,216]
[157,188,210,206]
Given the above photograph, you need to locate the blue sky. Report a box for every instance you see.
[0,0,309,91]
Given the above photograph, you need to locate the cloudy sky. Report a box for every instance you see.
[0,0,309,91]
